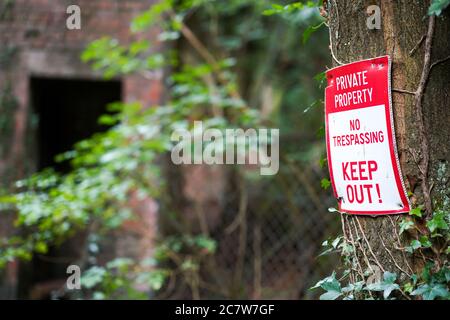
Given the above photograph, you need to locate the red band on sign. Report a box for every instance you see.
[325,56,410,215]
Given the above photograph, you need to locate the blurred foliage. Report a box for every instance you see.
[79,234,216,299]
[0,0,329,299]
[428,0,450,16]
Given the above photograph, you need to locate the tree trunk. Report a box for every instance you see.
[327,0,450,287]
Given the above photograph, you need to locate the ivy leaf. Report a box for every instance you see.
[331,236,342,249]
[406,239,422,253]
[319,156,327,168]
[342,281,365,293]
[419,236,432,248]
[445,268,450,283]
[426,210,449,234]
[311,272,342,300]
[428,0,450,16]
[403,282,414,294]
[366,272,400,299]
[399,218,414,235]
[411,284,450,300]
[320,290,342,300]
[321,178,331,190]
[383,271,397,284]
[409,206,423,218]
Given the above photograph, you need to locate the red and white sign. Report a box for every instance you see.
[325,56,410,215]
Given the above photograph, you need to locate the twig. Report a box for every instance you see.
[414,15,435,216]
[378,234,412,277]
[388,216,414,275]
[406,148,424,176]
[345,216,374,299]
[345,216,366,282]
[409,34,426,56]
[328,0,344,65]
[392,88,416,95]
[340,213,348,243]
[168,10,242,101]
[354,217,385,273]
[350,218,374,273]
[430,54,450,71]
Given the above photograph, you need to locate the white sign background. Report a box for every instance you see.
[327,104,404,212]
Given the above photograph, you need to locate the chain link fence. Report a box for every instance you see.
[163,145,341,300]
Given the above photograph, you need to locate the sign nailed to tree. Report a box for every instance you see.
[325,56,410,215]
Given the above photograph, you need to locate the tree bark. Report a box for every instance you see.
[328,0,450,285]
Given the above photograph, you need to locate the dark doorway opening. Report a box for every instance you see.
[18,77,122,299]
[31,77,122,172]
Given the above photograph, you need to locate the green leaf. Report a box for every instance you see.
[320,290,342,300]
[106,258,133,270]
[406,239,422,253]
[34,241,48,254]
[262,1,316,16]
[409,206,423,218]
[426,210,449,234]
[399,218,415,235]
[194,235,217,253]
[428,0,450,16]
[412,284,450,300]
[303,22,325,44]
[321,178,331,190]
[145,270,169,291]
[445,268,450,283]
[81,266,107,289]
[131,0,173,32]
[383,271,397,284]
[419,236,432,248]
[314,71,326,89]
[342,281,364,293]
[366,272,399,299]
[312,272,342,300]
[403,282,414,294]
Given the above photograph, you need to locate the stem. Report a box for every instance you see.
[414,14,435,216]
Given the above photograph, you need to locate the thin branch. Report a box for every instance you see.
[345,217,366,282]
[409,34,426,56]
[328,0,344,65]
[168,10,242,100]
[414,14,435,216]
[350,218,374,273]
[354,217,385,273]
[388,216,414,275]
[392,88,416,95]
[430,54,450,71]
[340,213,348,243]
[378,234,412,278]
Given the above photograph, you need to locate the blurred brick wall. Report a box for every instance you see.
[0,0,161,298]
